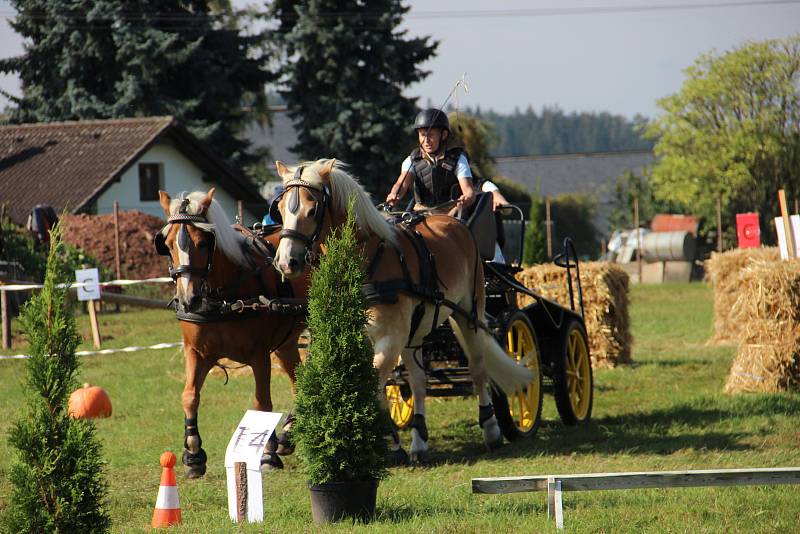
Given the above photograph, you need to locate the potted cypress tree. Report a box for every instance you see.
[292,199,388,523]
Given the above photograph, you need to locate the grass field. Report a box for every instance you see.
[1,283,799,532]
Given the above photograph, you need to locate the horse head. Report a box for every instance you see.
[272,159,336,278]
[155,189,219,311]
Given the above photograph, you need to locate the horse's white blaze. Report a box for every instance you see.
[274,210,306,276]
[177,235,191,294]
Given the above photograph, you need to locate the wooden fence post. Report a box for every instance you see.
[634,197,641,284]
[716,196,723,253]
[1,288,10,349]
[545,197,552,259]
[113,201,122,280]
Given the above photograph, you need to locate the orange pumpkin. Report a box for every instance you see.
[68,383,112,419]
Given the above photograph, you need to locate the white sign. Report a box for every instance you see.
[774,216,800,259]
[75,268,101,301]
[224,410,283,523]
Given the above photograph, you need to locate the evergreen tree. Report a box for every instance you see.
[474,106,653,157]
[292,198,388,484]
[3,222,110,533]
[0,1,273,170]
[522,187,547,265]
[268,0,437,195]
[448,112,498,178]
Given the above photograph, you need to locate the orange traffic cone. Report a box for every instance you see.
[151,451,182,528]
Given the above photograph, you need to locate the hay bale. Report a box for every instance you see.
[724,341,800,393]
[705,247,780,345]
[515,262,632,368]
[723,258,800,393]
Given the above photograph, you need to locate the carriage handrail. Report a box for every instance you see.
[552,238,585,320]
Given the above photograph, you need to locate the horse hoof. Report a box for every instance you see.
[486,436,504,452]
[276,432,294,456]
[261,452,284,471]
[182,448,208,478]
[385,448,409,467]
[409,449,429,464]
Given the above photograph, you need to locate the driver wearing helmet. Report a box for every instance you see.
[385,108,476,212]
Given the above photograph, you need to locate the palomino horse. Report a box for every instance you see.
[155,189,309,477]
[270,159,532,463]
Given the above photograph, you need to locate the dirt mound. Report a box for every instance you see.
[61,211,167,280]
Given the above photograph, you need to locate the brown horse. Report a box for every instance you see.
[270,159,532,463]
[156,188,309,477]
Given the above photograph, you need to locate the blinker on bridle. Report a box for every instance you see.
[274,165,331,256]
[154,204,217,281]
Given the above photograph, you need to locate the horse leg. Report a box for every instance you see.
[449,316,504,451]
[373,333,408,466]
[273,336,302,456]
[401,347,430,463]
[249,351,284,470]
[182,347,213,478]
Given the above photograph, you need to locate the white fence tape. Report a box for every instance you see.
[0,277,173,292]
[0,341,183,360]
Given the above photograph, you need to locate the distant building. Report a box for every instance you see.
[0,116,266,226]
[494,149,655,235]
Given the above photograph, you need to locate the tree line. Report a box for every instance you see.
[473,106,653,157]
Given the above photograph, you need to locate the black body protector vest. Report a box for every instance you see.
[410,147,467,207]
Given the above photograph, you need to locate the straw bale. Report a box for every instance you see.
[724,340,800,393]
[515,262,632,368]
[722,258,800,393]
[705,247,781,345]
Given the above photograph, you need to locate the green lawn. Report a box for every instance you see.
[1,283,799,532]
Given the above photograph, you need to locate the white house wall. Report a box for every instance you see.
[95,141,261,224]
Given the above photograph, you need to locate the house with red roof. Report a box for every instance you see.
[0,116,266,226]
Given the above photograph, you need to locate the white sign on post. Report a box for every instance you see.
[75,268,101,301]
[224,410,283,523]
[774,215,800,259]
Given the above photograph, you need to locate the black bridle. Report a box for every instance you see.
[154,200,216,282]
[269,166,331,262]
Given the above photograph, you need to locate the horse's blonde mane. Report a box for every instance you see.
[168,192,249,266]
[283,159,398,246]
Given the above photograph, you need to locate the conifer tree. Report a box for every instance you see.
[523,188,547,265]
[0,1,272,169]
[3,222,110,533]
[269,0,438,194]
[292,199,388,484]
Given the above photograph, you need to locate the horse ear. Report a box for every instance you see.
[319,158,336,182]
[159,191,171,216]
[275,161,290,180]
[200,188,215,214]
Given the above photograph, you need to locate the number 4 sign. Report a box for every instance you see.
[224,410,283,523]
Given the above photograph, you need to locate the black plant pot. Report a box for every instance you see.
[309,479,379,523]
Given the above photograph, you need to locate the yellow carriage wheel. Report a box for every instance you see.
[492,311,543,440]
[554,319,593,425]
[385,384,414,429]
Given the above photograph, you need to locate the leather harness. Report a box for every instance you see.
[154,206,306,324]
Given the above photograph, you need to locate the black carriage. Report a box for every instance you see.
[385,196,594,440]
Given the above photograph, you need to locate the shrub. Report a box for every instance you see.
[292,198,388,484]
[3,221,110,533]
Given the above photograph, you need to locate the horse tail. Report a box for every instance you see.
[449,316,533,396]
[479,328,533,395]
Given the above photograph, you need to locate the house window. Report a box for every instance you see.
[138,163,163,201]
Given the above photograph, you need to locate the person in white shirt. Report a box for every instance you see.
[385,108,476,212]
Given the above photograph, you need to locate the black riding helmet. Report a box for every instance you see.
[413,108,450,131]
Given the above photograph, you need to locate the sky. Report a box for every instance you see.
[1,0,799,119]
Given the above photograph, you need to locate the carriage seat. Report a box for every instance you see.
[459,192,497,261]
